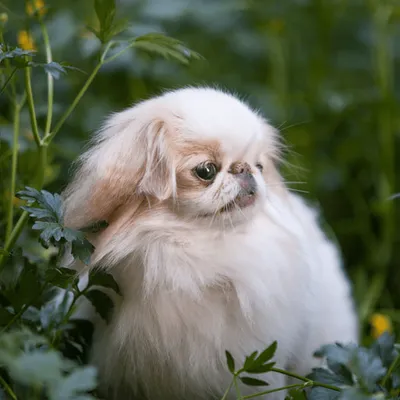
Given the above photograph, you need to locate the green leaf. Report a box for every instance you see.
[30,61,67,79]
[239,376,269,387]
[92,0,127,43]
[247,362,275,374]
[371,332,397,368]
[84,289,114,323]
[71,238,94,265]
[243,351,258,371]
[5,263,43,311]
[18,187,95,263]
[30,61,86,79]
[249,341,277,371]
[349,348,386,392]
[0,45,36,65]
[325,362,354,386]
[286,388,307,400]
[17,187,63,222]
[309,368,352,387]
[225,351,235,374]
[133,33,203,65]
[314,343,354,366]
[88,270,121,295]
[45,267,78,289]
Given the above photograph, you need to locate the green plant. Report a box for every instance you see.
[223,332,400,400]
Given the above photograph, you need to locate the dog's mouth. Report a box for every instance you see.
[219,193,256,213]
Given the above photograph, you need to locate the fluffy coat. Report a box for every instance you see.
[63,87,358,400]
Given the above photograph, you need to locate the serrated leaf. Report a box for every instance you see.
[325,362,354,386]
[239,376,269,387]
[243,351,258,371]
[94,0,116,43]
[0,45,36,64]
[249,341,277,370]
[247,362,275,374]
[314,343,354,366]
[134,33,202,65]
[309,368,352,387]
[371,332,397,368]
[29,61,66,79]
[350,347,386,392]
[84,289,114,323]
[225,351,235,374]
[17,187,63,222]
[71,238,94,265]
[21,206,54,220]
[30,61,85,79]
[45,267,78,289]
[34,221,63,247]
[88,270,121,295]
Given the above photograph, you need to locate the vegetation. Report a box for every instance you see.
[0,0,399,398]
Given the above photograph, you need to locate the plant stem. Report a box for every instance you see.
[382,352,400,387]
[24,62,41,147]
[221,379,234,400]
[242,383,302,399]
[1,302,30,333]
[0,375,17,400]
[43,62,102,145]
[0,67,17,96]
[369,0,395,270]
[271,368,341,392]
[39,19,53,136]
[35,144,48,189]
[233,376,243,400]
[5,101,22,240]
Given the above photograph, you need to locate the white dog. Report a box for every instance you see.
[63,87,358,400]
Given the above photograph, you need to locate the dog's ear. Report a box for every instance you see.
[62,103,175,229]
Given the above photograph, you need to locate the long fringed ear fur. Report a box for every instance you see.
[62,100,176,229]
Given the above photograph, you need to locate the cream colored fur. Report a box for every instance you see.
[62,87,358,400]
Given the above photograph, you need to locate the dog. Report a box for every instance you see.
[63,87,358,400]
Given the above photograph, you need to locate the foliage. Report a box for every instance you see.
[223,333,400,399]
[0,0,399,398]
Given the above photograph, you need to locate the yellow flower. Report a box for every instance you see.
[17,30,36,51]
[370,313,392,339]
[26,0,46,17]
[0,13,8,24]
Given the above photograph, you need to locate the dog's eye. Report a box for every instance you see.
[256,163,263,172]
[194,162,218,181]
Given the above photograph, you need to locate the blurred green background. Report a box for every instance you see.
[0,0,399,340]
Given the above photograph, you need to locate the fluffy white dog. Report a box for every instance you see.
[63,87,358,400]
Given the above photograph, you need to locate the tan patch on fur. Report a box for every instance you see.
[175,139,222,199]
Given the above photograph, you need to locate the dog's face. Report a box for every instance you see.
[63,88,284,230]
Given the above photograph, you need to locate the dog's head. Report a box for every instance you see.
[63,88,285,231]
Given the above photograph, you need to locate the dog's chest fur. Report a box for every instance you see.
[90,206,315,400]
